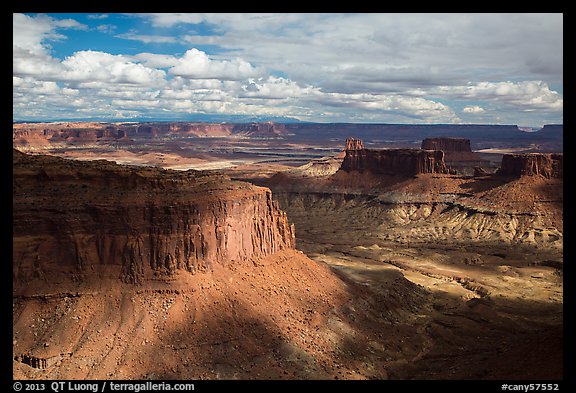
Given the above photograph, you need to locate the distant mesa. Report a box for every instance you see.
[341,137,448,176]
[422,137,491,175]
[421,137,471,152]
[498,153,563,179]
[12,121,287,149]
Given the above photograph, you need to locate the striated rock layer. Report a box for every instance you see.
[498,153,563,178]
[13,149,295,287]
[341,148,448,176]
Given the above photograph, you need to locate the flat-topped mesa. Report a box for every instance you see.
[13,151,295,286]
[421,137,472,152]
[498,153,563,179]
[341,147,448,176]
[420,137,492,175]
[12,122,287,148]
[345,137,364,151]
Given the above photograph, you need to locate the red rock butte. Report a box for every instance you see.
[498,153,563,178]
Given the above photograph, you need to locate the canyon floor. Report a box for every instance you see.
[243,168,563,380]
[13,135,563,380]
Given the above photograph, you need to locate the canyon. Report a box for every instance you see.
[13,122,563,380]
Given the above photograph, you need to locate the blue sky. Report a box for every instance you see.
[13,13,563,126]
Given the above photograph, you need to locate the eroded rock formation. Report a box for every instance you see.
[13,150,295,286]
[498,153,563,178]
[345,137,364,151]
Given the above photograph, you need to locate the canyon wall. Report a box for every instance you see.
[498,153,563,179]
[13,150,295,286]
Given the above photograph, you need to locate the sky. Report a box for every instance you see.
[13,13,563,126]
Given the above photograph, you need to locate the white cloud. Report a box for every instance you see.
[240,77,313,99]
[61,50,167,85]
[307,91,459,122]
[13,13,85,79]
[462,105,485,113]
[133,53,178,68]
[87,14,109,20]
[115,33,177,44]
[136,13,206,28]
[169,48,260,80]
[96,24,117,34]
[434,81,563,112]
[13,13,86,56]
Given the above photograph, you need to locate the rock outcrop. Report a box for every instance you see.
[498,153,563,178]
[341,146,448,176]
[13,150,295,286]
[421,137,471,152]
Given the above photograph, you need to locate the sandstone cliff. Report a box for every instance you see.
[498,153,563,178]
[13,150,295,286]
[341,147,448,176]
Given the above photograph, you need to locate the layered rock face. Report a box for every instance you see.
[341,147,448,176]
[421,137,471,152]
[498,153,563,178]
[13,150,295,286]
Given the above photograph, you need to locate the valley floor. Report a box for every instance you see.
[270,190,563,379]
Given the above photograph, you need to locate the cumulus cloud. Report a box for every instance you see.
[132,53,178,68]
[13,13,85,79]
[169,48,260,80]
[240,77,313,99]
[61,50,167,85]
[13,13,86,56]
